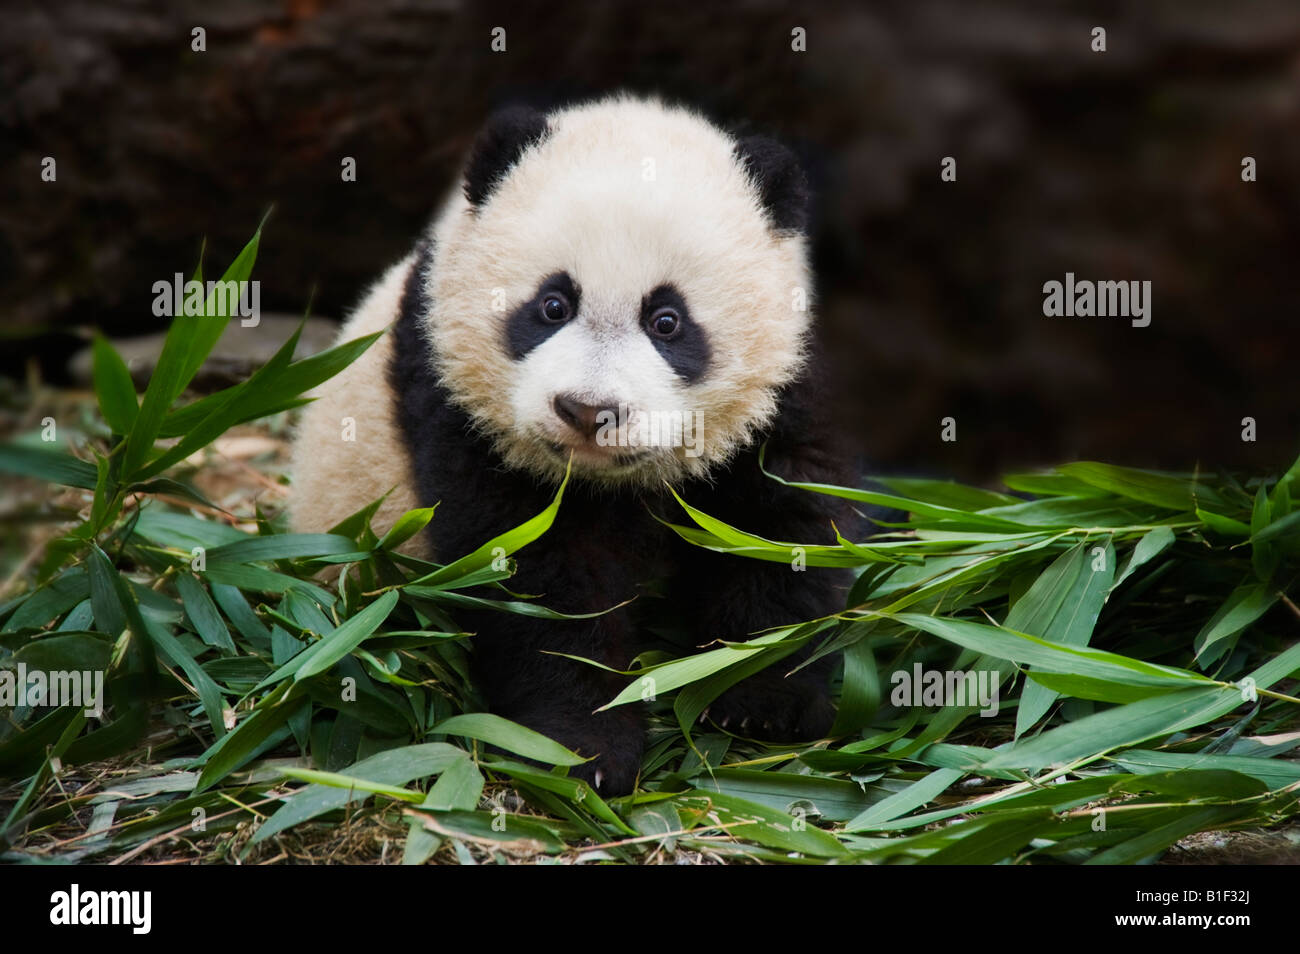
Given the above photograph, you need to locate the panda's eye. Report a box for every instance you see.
[540,295,570,323]
[649,308,680,338]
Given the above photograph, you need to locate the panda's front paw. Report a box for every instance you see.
[705,672,834,742]
[508,707,644,796]
[567,743,642,797]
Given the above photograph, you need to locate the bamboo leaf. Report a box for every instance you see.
[1194,582,1278,667]
[431,713,587,767]
[91,336,139,435]
[1013,540,1115,737]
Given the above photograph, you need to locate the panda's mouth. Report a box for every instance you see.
[540,438,652,469]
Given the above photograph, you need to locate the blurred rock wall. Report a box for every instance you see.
[3,0,1298,478]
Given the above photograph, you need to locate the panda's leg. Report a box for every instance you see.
[471,606,646,795]
[668,426,860,742]
[432,501,657,796]
[673,544,846,740]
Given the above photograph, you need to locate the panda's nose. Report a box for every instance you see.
[553,394,617,441]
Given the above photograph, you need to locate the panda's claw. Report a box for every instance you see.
[704,675,835,743]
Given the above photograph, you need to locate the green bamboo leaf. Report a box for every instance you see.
[209,583,272,646]
[150,329,384,479]
[252,742,466,843]
[482,759,634,834]
[971,497,1158,530]
[1023,670,1179,704]
[680,790,850,858]
[698,768,873,822]
[205,533,356,563]
[5,569,90,633]
[1251,487,1280,582]
[122,229,261,479]
[1114,768,1267,801]
[404,587,616,620]
[657,494,888,566]
[1196,508,1251,537]
[134,320,303,481]
[1110,749,1300,789]
[875,477,1020,510]
[379,506,439,551]
[1250,485,1272,536]
[279,767,424,802]
[91,336,139,435]
[130,508,249,550]
[86,546,128,638]
[845,768,964,831]
[1112,526,1175,591]
[175,573,236,653]
[1272,461,1295,513]
[917,809,1057,865]
[142,616,228,738]
[657,520,872,567]
[891,613,1212,689]
[758,448,1025,530]
[980,686,1234,771]
[56,599,94,632]
[406,463,570,588]
[421,754,485,811]
[193,681,306,791]
[1252,510,1300,545]
[875,535,1064,612]
[830,633,880,736]
[201,562,334,606]
[1083,806,1245,865]
[867,774,1118,833]
[0,445,99,490]
[601,628,803,711]
[673,634,811,745]
[431,713,588,767]
[125,477,221,512]
[1001,472,1110,497]
[158,332,380,439]
[1059,462,1224,511]
[405,759,483,868]
[408,809,565,852]
[1,632,112,679]
[1013,540,1115,737]
[1194,582,1278,667]
[253,590,399,689]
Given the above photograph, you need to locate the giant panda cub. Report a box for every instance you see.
[290,95,855,794]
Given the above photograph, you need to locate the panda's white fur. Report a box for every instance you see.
[289,95,812,553]
[288,253,425,549]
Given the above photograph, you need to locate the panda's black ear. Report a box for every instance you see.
[464,105,551,208]
[734,135,810,234]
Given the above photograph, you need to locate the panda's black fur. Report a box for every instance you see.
[388,111,857,793]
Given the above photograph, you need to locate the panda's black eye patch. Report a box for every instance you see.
[506,272,580,360]
[641,285,710,383]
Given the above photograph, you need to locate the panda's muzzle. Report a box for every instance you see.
[552,394,620,443]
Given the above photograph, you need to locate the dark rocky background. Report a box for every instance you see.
[3,0,1297,481]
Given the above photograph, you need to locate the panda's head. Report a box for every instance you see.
[424,95,813,486]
